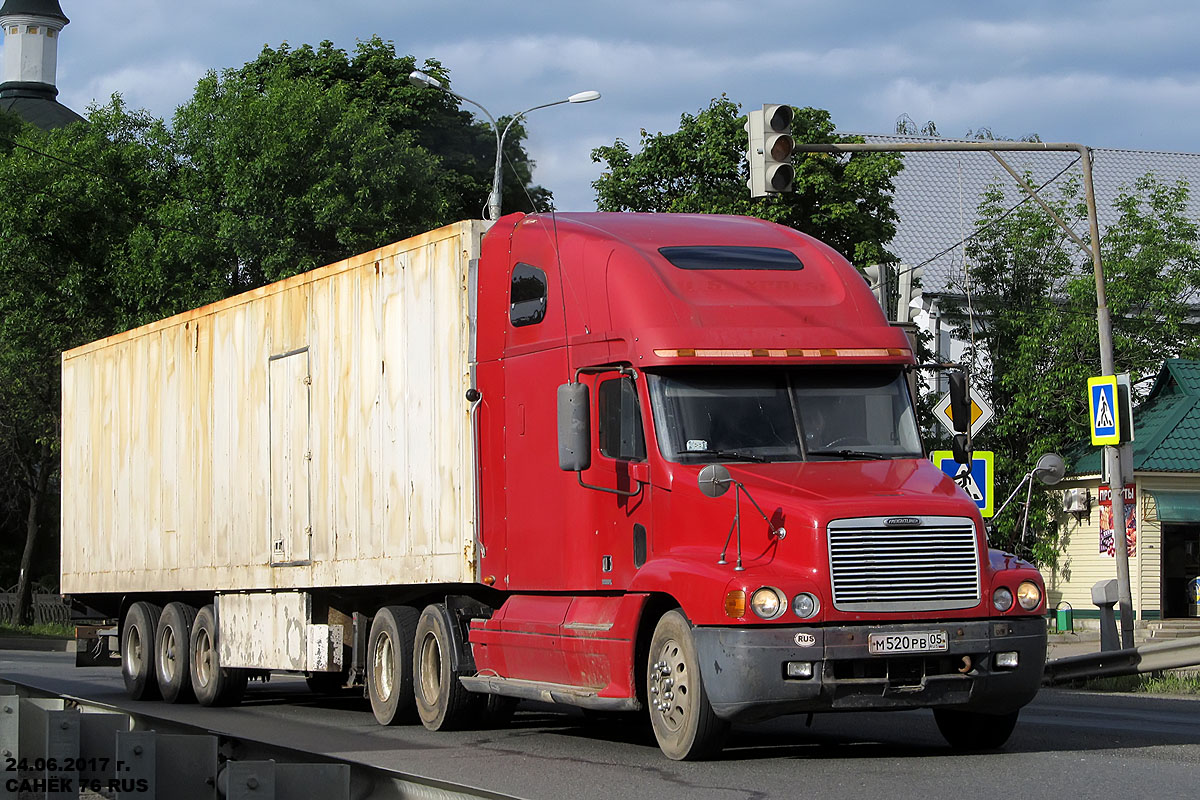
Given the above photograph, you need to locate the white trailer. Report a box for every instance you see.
[61,221,487,709]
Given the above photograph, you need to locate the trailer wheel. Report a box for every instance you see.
[933,708,1020,750]
[646,610,728,760]
[155,602,197,703]
[121,601,162,700]
[189,604,247,707]
[367,606,419,725]
[414,604,481,730]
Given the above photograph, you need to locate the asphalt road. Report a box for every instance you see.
[3,650,1198,800]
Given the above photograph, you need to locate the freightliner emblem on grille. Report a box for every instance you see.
[885,517,922,527]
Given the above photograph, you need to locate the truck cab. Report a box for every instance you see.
[466,212,1046,758]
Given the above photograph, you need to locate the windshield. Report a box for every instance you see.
[646,367,923,463]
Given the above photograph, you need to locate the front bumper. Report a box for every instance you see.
[692,617,1046,723]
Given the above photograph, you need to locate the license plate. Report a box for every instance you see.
[868,630,948,655]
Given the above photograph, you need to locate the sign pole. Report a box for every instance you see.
[1081,152,1135,649]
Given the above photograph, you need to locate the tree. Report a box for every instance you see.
[944,174,1200,562]
[0,100,174,622]
[592,97,903,269]
[0,40,554,621]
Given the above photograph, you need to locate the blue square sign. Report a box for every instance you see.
[1088,376,1120,446]
[930,450,994,518]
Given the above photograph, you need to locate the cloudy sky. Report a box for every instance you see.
[25,0,1200,212]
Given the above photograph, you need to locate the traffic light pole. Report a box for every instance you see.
[793,140,1135,648]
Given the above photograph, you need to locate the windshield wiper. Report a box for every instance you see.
[806,449,888,461]
[687,448,769,463]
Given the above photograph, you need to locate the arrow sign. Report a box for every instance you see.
[933,391,994,438]
[931,450,994,517]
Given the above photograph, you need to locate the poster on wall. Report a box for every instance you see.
[1099,484,1136,557]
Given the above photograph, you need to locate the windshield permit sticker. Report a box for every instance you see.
[687,439,708,452]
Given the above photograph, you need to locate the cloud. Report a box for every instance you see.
[59,60,207,120]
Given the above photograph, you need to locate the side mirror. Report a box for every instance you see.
[557,383,591,472]
[1033,452,1065,486]
[948,371,971,434]
[697,464,732,498]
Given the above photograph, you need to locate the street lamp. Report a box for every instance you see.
[408,71,600,220]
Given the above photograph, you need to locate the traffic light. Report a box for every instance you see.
[746,104,795,197]
[862,264,891,313]
[895,263,924,323]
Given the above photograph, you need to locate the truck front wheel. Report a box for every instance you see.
[933,707,1020,750]
[189,604,247,707]
[414,604,481,730]
[155,602,197,703]
[367,606,419,725]
[121,601,162,700]
[646,610,728,760]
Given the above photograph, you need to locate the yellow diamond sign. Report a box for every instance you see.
[934,391,994,438]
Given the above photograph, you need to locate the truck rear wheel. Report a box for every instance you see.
[414,603,481,730]
[189,604,247,707]
[121,601,162,700]
[933,707,1020,750]
[646,610,728,760]
[155,602,197,703]
[367,606,419,725]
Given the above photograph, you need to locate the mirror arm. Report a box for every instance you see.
[577,472,643,498]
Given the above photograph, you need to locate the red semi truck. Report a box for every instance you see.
[62,212,1046,760]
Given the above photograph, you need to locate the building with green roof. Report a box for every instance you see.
[1047,359,1200,626]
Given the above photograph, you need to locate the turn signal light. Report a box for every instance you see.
[724,590,746,619]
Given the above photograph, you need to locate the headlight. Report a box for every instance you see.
[993,586,1014,612]
[792,592,820,619]
[750,587,786,620]
[1017,580,1042,611]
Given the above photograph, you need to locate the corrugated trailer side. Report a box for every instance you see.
[61,220,486,597]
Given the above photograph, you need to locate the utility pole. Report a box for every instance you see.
[793,140,1135,648]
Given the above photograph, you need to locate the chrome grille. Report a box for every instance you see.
[827,516,980,612]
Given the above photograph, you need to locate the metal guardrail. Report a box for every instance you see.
[0,679,520,800]
[1043,634,1200,685]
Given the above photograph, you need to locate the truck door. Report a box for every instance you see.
[575,369,652,590]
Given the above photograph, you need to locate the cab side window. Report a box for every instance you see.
[510,262,547,327]
[598,377,646,461]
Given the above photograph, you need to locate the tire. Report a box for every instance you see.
[414,604,483,731]
[155,602,197,703]
[646,610,728,760]
[482,694,519,727]
[933,707,1020,750]
[121,602,162,700]
[367,606,419,725]
[189,604,247,707]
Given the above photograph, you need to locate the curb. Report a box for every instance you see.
[0,636,72,652]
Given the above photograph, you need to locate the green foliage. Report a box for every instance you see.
[592,97,903,268]
[0,38,553,597]
[943,174,1200,561]
[1073,671,1200,694]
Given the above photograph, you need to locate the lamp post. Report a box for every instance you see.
[408,71,600,220]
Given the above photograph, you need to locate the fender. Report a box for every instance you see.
[629,555,747,626]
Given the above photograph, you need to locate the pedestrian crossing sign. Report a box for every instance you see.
[931,450,994,518]
[1088,376,1120,446]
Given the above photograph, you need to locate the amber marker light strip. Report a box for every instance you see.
[653,347,911,358]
